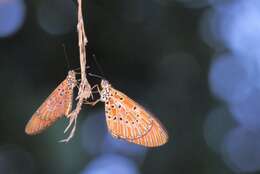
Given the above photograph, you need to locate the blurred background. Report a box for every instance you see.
[1,0,260,173]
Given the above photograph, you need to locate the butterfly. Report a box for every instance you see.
[89,80,168,147]
[25,70,77,135]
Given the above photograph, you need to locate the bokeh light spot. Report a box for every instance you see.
[229,89,260,131]
[204,106,236,153]
[80,111,107,156]
[209,53,253,103]
[81,154,140,174]
[0,0,26,37]
[37,0,76,35]
[221,127,260,172]
[217,0,260,57]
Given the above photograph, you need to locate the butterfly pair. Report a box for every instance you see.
[25,71,168,147]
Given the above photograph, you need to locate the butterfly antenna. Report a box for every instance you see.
[62,44,71,71]
[92,54,106,78]
[88,73,105,79]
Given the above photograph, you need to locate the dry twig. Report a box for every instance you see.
[60,0,92,142]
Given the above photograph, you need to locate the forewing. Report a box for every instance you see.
[25,79,74,135]
[105,88,153,139]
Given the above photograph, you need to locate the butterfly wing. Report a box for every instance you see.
[25,78,74,135]
[105,87,168,147]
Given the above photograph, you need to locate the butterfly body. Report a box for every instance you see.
[25,70,77,135]
[99,80,168,147]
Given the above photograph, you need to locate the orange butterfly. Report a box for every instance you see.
[25,70,77,135]
[89,80,168,147]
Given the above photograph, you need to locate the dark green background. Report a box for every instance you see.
[0,0,221,174]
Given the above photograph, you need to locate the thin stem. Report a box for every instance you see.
[60,0,92,143]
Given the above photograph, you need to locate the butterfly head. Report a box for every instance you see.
[100,80,111,102]
[67,70,77,87]
[101,80,110,89]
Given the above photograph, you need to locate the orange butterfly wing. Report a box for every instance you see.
[105,87,168,147]
[25,72,76,135]
[105,88,153,139]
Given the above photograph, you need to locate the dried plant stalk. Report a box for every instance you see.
[60,0,92,142]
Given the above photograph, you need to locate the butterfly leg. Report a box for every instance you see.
[83,84,102,104]
[89,84,99,100]
[59,110,78,143]
[90,84,100,92]
[76,80,81,89]
[64,112,76,133]
[84,99,101,106]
